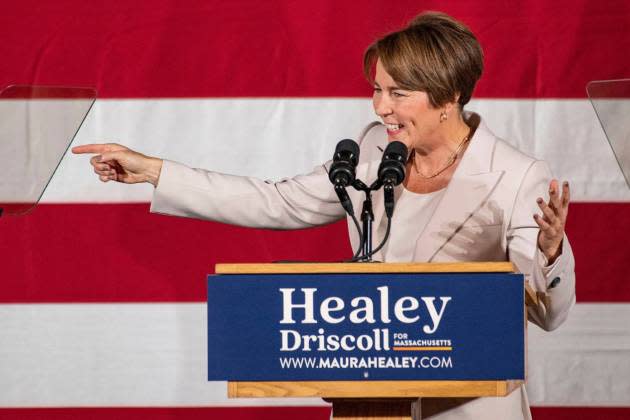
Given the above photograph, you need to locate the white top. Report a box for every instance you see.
[382,187,446,262]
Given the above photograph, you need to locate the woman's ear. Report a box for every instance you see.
[445,93,461,112]
[441,98,459,120]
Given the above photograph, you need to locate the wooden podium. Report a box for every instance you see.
[211,262,536,420]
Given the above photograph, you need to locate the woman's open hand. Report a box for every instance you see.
[534,179,570,265]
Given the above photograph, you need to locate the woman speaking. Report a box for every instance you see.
[73,11,575,420]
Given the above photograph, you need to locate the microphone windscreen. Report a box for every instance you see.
[378,141,408,186]
[383,141,408,161]
[335,139,360,166]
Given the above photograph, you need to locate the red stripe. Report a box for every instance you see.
[1,0,628,98]
[0,407,628,420]
[0,203,626,303]
[0,204,351,303]
[0,407,331,420]
[531,407,630,420]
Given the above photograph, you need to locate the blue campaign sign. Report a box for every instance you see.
[207,272,524,381]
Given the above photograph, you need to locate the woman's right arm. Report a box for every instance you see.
[72,143,346,229]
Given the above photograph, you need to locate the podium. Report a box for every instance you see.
[209,262,535,419]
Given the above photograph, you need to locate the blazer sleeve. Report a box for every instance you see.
[506,160,576,331]
[150,160,346,229]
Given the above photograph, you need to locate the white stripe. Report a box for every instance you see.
[527,303,630,406]
[0,303,325,407]
[0,303,627,407]
[43,98,630,203]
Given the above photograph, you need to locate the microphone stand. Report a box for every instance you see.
[351,179,385,262]
[333,140,406,263]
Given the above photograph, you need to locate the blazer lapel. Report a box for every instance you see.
[412,171,504,261]
[413,119,504,262]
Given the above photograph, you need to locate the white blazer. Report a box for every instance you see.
[151,113,575,420]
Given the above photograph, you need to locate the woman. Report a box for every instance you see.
[73,11,574,420]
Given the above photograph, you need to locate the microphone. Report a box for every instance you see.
[378,141,408,186]
[329,139,360,187]
[377,141,408,218]
[328,139,360,216]
[328,140,364,259]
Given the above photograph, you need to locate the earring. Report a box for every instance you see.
[440,110,448,122]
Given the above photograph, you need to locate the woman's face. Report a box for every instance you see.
[372,59,443,150]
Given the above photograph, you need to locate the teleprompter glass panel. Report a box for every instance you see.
[587,79,630,189]
[0,85,96,216]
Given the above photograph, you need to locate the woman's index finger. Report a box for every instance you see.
[71,144,111,154]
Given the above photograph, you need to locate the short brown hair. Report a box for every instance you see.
[363,11,483,108]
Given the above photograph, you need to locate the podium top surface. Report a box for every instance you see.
[215,262,515,274]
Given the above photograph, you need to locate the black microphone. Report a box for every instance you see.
[329,139,360,187]
[377,141,408,218]
[378,141,408,186]
[328,139,360,216]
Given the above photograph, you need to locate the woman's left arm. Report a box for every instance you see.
[507,160,576,331]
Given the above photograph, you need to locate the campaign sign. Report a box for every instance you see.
[207,272,524,381]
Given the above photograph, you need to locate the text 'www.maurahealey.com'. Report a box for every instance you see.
[278,356,453,369]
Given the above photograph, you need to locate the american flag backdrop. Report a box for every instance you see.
[2,1,630,419]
